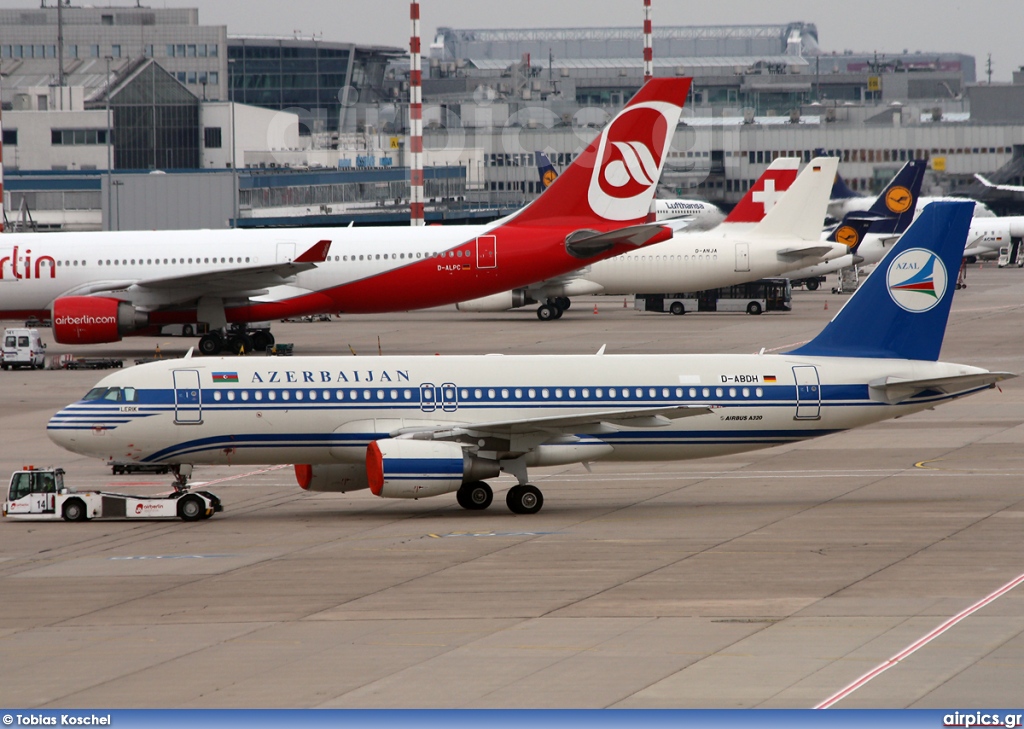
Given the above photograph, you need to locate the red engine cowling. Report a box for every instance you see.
[52,297,149,345]
[294,463,370,493]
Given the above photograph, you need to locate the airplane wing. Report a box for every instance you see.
[869,372,1016,405]
[392,405,712,440]
[63,240,332,305]
[974,174,1024,192]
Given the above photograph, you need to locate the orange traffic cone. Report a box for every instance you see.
[593,303,599,314]
[824,300,828,311]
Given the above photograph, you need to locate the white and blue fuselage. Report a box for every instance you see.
[47,353,990,468]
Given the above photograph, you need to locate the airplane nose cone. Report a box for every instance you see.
[47,408,95,457]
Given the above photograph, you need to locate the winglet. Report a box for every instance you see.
[295,239,332,263]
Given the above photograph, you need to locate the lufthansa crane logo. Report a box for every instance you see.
[885,186,913,214]
[542,169,557,188]
[887,248,947,313]
[835,225,860,248]
[587,102,671,221]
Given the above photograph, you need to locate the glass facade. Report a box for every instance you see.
[228,40,399,133]
[109,62,200,169]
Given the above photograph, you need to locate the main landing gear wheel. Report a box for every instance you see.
[456,481,493,510]
[537,304,561,321]
[555,297,571,311]
[198,332,222,355]
[506,484,543,514]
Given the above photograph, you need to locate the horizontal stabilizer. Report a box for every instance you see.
[565,224,673,259]
[869,372,1016,405]
[776,245,839,260]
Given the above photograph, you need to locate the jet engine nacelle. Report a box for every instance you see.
[455,289,535,313]
[294,463,370,493]
[52,296,149,345]
[365,438,499,499]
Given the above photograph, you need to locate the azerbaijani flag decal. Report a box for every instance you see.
[886,248,947,313]
[212,372,239,384]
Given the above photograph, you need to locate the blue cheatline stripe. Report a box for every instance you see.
[382,458,464,478]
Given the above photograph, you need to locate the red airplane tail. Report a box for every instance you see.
[506,78,692,230]
[723,157,801,224]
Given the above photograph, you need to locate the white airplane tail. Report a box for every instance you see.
[746,157,839,240]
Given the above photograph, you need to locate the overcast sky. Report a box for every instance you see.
[8,1,1023,82]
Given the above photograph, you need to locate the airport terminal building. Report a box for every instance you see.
[3,6,1024,230]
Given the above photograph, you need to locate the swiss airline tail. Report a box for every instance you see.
[723,157,801,224]
[508,78,691,228]
[747,157,839,240]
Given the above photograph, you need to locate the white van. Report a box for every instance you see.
[1,328,47,370]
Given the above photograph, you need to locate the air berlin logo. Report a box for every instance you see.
[887,248,947,313]
[588,103,671,221]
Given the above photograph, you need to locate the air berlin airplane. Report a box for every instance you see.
[0,79,692,354]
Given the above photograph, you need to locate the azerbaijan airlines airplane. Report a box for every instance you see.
[48,202,1012,515]
[0,79,690,355]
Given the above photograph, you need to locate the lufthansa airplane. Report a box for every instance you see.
[0,79,690,354]
[49,202,1012,515]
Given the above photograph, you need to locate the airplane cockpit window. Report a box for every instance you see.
[82,387,136,402]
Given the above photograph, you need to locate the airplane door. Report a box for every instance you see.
[173,370,203,423]
[419,383,437,412]
[735,242,750,272]
[476,235,497,269]
[276,242,297,263]
[792,366,821,420]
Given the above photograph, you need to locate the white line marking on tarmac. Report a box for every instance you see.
[190,464,289,487]
[815,571,1024,709]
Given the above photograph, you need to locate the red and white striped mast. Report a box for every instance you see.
[0,68,5,233]
[409,1,425,226]
[643,0,653,84]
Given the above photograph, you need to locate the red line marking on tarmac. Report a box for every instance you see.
[816,571,1024,709]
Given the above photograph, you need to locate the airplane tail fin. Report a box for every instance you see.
[863,160,927,235]
[722,157,800,224]
[827,213,879,252]
[536,151,559,190]
[789,201,974,361]
[813,148,859,200]
[746,157,839,241]
[507,78,691,228]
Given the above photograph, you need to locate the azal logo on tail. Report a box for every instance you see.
[887,248,947,313]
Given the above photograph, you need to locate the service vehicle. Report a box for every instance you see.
[635,278,792,316]
[2,466,222,522]
[2,328,46,370]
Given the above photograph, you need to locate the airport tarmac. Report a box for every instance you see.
[2,266,1023,709]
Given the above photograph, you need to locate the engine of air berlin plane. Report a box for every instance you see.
[51,296,149,345]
